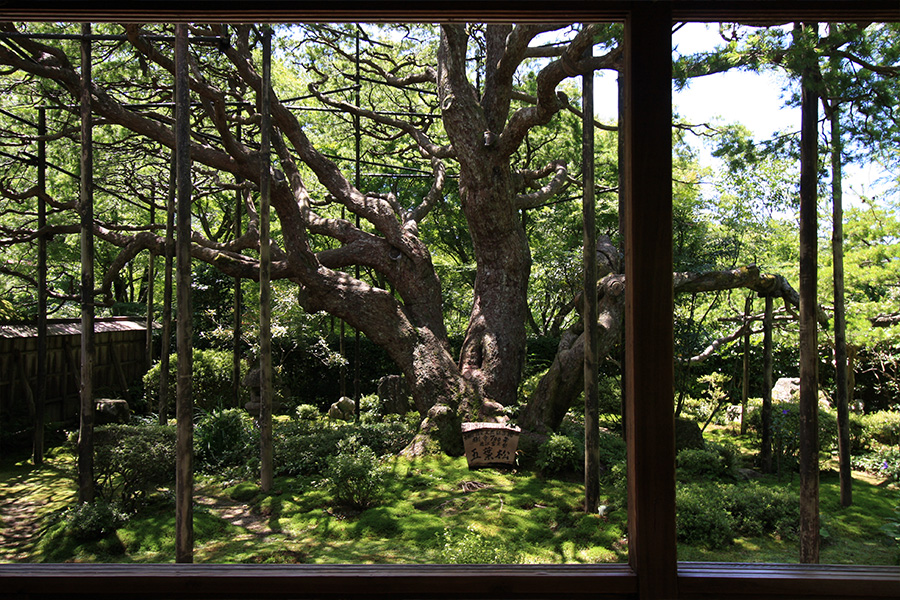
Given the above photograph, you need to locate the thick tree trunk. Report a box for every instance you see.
[457,162,531,412]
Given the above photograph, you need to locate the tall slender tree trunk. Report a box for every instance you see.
[258,27,274,493]
[741,294,752,435]
[34,107,47,468]
[797,21,821,565]
[829,102,852,507]
[174,24,194,564]
[761,295,774,473]
[159,154,175,425]
[77,22,95,504]
[582,50,599,513]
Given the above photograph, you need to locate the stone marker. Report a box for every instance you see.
[461,422,521,469]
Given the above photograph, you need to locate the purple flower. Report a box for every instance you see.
[883,461,890,471]
[782,409,789,415]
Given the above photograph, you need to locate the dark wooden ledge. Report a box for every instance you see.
[678,562,900,599]
[0,563,638,599]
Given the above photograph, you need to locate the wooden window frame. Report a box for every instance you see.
[0,2,897,599]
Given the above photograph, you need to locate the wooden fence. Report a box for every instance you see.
[0,318,148,429]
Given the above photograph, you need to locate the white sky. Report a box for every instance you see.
[591,23,894,207]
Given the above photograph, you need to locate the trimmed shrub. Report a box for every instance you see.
[294,403,321,421]
[860,411,900,447]
[536,434,582,476]
[194,409,256,473]
[677,482,799,548]
[91,424,176,511]
[721,483,798,538]
[144,349,245,414]
[676,484,734,549]
[325,436,388,509]
[272,420,415,477]
[59,500,129,541]
[852,446,900,482]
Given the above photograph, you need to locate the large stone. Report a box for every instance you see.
[772,377,801,403]
[328,396,355,421]
[95,398,130,425]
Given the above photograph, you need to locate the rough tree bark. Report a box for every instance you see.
[520,265,818,433]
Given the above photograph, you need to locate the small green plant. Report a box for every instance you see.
[436,525,522,564]
[536,434,582,476]
[294,403,321,421]
[853,446,900,482]
[880,506,900,549]
[325,436,388,509]
[59,500,128,541]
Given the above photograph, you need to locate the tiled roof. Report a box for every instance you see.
[0,318,149,339]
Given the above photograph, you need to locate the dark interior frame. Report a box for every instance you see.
[0,2,898,599]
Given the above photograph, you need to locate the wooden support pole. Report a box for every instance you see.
[233,125,243,409]
[762,294,774,473]
[741,294,752,435]
[582,44,599,514]
[34,106,47,467]
[159,154,175,425]
[830,103,852,508]
[174,23,194,564]
[258,26,274,493]
[798,21,820,565]
[624,5,677,599]
[77,22,95,504]
[146,203,155,373]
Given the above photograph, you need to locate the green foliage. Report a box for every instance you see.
[859,411,900,447]
[676,443,737,482]
[325,436,388,509]
[273,419,415,478]
[852,446,900,482]
[880,506,900,549]
[143,349,243,414]
[746,402,838,473]
[676,484,735,549]
[436,525,522,564]
[58,500,129,541]
[677,482,799,549]
[294,403,321,421]
[91,424,176,512]
[720,483,798,539]
[536,434,582,477]
[194,409,257,474]
[596,431,627,468]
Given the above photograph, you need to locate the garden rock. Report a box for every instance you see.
[772,377,801,402]
[94,398,130,425]
[328,396,355,420]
